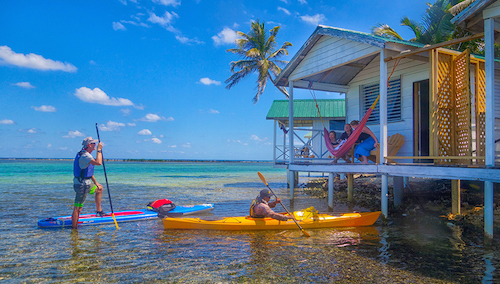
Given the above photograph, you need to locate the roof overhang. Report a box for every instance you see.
[275,25,426,91]
[451,0,500,43]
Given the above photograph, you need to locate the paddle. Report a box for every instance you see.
[95,123,120,230]
[257,172,311,237]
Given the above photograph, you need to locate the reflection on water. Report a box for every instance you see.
[1,161,499,283]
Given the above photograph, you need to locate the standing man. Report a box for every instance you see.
[72,137,104,229]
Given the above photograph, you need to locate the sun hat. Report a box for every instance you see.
[82,136,99,147]
[259,189,272,198]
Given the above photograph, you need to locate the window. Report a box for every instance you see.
[361,77,402,124]
[329,120,345,131]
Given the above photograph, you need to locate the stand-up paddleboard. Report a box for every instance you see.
[38,204,214,228]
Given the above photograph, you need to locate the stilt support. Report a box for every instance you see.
[328,173,334,210]
[382,174,388,218]
[347,174,354,201]
[485,181,494,238]
[287,170,295,199]
[451,180,461,215]
[393,176,404,208]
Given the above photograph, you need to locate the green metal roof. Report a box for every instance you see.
[266,99,345,120]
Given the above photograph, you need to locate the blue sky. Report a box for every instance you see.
[1,0,430,160]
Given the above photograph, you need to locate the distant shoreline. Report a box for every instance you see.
[0,158,272,163]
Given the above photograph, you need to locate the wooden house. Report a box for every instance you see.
[266,99,345,166]
[273,25,500,236]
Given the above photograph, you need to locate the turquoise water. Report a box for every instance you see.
[0,160,498,283]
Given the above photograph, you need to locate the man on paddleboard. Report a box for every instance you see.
[249,189,293,221]
[72,137,104,229]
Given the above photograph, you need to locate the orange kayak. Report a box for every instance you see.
[162,211,381,231]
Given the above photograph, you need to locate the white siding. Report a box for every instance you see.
[289,36,380,81]
[345,54,429,160]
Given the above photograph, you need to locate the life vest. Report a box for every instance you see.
[147,199,176,218]
[73,150,94,180]
[249,197,265,218]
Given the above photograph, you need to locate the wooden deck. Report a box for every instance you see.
[285,162,500,182]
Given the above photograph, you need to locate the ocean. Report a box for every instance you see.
[0,159,498,283]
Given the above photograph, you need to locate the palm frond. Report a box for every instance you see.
[371,23,404,40]
[225,19,290,102]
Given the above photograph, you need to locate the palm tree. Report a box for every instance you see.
[226,20,292,104]
[372,0,485,55]
[372,0,455,45]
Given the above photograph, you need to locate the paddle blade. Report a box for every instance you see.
[257,172,268,186]
[112,214,120,229]
[301,229,311,237]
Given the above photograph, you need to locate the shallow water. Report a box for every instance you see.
[0,160,499,283]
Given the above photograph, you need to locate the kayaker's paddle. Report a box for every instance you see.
[257,172,311,237]
[96,123,120,230]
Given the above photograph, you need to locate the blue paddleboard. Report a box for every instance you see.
[37,204,214,228]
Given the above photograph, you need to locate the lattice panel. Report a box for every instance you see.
[453,50,471,164]
[436,52,455,163]
[476,62,486,163]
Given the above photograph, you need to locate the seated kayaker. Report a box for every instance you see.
[249,189,293,221]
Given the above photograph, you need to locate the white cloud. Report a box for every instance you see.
[152,0,181,7]
[148,11,179,32]
[250,134,267,141]
[208,109,219,114]
[138,129,152,135]
[13,82,35,89]
[99,121,126,131]
[18,128,38,133]
[212,27,239,46]
[298,0,307,4]
[63,130,85,138]
[300,14,326,25]
[120,20,149,28]
[182,142,191,148]
[113,22,126,31]
[0,119,15,125]
[151,137,162,144]
[47,144,52,148]
[199,77,221,85]
[278,7,291,15]
[137,113,173,122]
[120,108,131,116]
[127,122,136,126]
[175,35,203,44]
[75,87,135,106]
[0,46,77,72]
[32,105,56,112]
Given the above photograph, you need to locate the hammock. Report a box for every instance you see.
[323,97,378,158]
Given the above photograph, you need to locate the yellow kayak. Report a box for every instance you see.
[162,211,381,231]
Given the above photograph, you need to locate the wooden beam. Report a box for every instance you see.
[385,156,486,160]
[293,80,349,93]
[384,33,485,62]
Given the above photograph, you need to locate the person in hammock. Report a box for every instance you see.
[330,126,351,163]
[350,120,378,164]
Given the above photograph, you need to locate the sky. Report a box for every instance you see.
[1,0,431,160]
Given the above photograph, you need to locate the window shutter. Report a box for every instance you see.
[361,77,401,124]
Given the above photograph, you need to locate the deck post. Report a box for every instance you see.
[484,17,495,238]
[393,176,404,208]
[273,120,277,164]
[288,80,295,198]
[328,172,334,210]
[382,175,388,218]
[451,180,461,215]
[347,174,354,201]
